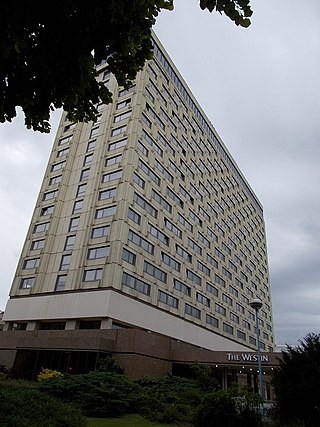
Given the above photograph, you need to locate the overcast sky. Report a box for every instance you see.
[1,0,319,346]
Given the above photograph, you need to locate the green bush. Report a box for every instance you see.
[194,389,261,427]
[0,379,85,427]
[136,376,201,423]
[40,371,138,417]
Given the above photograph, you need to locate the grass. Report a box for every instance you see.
[87,414,175,427]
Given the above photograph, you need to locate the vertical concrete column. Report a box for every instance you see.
[26,321,37,331]
[100,318,113,329]
[65,319,77,330]
[221,367,228,390]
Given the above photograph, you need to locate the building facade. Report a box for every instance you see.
[2,34,274,377]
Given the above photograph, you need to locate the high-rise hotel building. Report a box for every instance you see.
[2,34,274,376]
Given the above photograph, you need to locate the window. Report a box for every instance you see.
[128,230,154,254]
[144,261,167,283]
[215,303,226,316]
[161,252,181,271]
[164,219,182,238]
[222,293,233,306]
[49,175,62,185]
[198,261,210,276]
[215,274,225,287]
[80,168,90,181]
[158,290,179,308]
[230,312,240,323]
[138,141,149,156]
[34,222,49,233]
[176,245,192,262]
[24,258,40,269]
[174,279,191,296]
[122,248,136,265]
[206,282,218,296]
[188,238,202,255]
[237,330,246,341]
[57,147,69,158]
[31,239,45,250]
[167,187,183,208]
[117,98,131,109]
[102,170,122,183]
[88,246,110,259]
[185,303,201,319]
[118,86,136,97]
[64,122,76,132]
[43,190,58,201]
[51,161,65,172]
[60,254,71,270]
[128,208,141,225]
[108,138,127,151]
[96,205,117,219]
[155,160,174,183]
[90,127,99,138]
[222,267,232,280]
[77,184,87,197]
[134,193,157,218]
[133,173,145,189]
[58,135,72,145]
[243,320,251,330]
[99,187,116,200]
[197,292,210,307]
[91,225,110,238]
[87,140,96,152]
[198,233,210,248]
[142,130,163,156]
[122,272,150,295]
[177,213,193,231]
[69,217,80,232]
[84,268,103,282]
[189,210,202,227]
[148,224,169,245]
[20,277,35,289]
[207,254,218,268]
[83,154,93,166]
[223,323,234,335]
[111,125,127,137]
[151,190,172,212]
[138,160,160,185]
[229,285,238,297]
[106,154,122,166]
[169,160,184,181]
[114,110,131,122]
[206,314,219,328]
[64,235,76,251]
[249,336,256,346]
[207,227,218,242]
[186,269,201,285]
[215,248,225,261]
[236,303,245,314]
[73,200,83,213]
[55,275,67,292]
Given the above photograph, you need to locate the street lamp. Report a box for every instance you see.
[249,297,263,416]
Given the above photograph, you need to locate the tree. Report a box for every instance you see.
[273,333,320,426]
[0,1,252,133]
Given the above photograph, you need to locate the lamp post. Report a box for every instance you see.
[249,297,263,416]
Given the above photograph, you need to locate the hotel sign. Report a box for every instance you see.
[227,353,269,363]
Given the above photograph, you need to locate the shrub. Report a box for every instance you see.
[37,368,64,382]
[40,371,138,417]
[194,388,261,427]
[0,379,85,427]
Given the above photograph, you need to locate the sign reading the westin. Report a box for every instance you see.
[227,353,269,363]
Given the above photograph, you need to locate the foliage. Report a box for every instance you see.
[0,1,252,133]
[0,379,85,427]
[194,386,261,427]
[40,371,139,417]
[273,333,320,426]
[87,413,175,426]
[136,375,202,423]
[190,362,220,391]
[96,355,124,374]
[37,367,64,382]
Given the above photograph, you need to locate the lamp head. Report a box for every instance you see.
[249,298,263,310]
